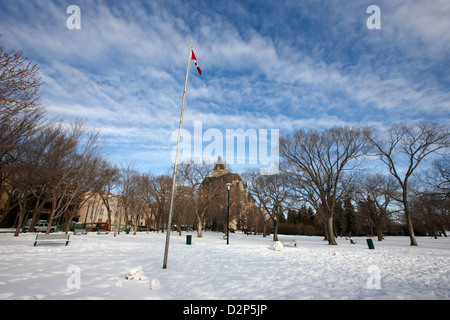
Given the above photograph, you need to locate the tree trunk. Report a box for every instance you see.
[14,214,23,237]
[115,213,122,237]
[28,197,46,232]
[262,220,267,238]
[326,215,337,245]
[403,191,418,246]
[46,214,54,235]
[14,196,26,237]
[197,219,203,238]
[323,221,329,242]
[405,210,418,246]
[64,209,77,234]
[0,198,19,227]
[272,218,279,241]
[377,228,384,241]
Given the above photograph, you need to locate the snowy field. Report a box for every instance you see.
[0,230,449,300]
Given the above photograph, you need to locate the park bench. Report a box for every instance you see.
[97,229,109,235]
[34,233,70,246]
[279,238,297,247]
[74,228,87,235]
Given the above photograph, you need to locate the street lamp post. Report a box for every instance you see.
[225,183,232,245]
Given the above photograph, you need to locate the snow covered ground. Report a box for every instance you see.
[0,230,449,300]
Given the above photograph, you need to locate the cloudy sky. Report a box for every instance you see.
[1,0,449,174]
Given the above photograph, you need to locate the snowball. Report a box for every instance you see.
[124,266,145,281]
[149,279,161,290]
[272,241,284,251]
[115,279,125,287]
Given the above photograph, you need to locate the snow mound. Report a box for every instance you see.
[115,279,125,287]
[272,241,284,251]
[149,278,161,290]
[124,266,145,281]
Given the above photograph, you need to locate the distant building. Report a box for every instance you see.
[200,156,260,232]
[75,191,152,231]
[0,184,153,232]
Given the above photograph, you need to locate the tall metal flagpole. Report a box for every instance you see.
[163,44,192,269]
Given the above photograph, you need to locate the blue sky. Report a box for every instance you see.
[1,0,449,174]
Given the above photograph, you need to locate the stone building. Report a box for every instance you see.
[200,156,259,231]
[75,191,151,231]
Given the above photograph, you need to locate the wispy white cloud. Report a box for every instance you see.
[1,0,448,174]
[383,0,450,58]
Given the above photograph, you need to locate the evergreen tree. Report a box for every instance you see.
[334,201,346,237]
[287,209,298,224]
[343,197,357,237]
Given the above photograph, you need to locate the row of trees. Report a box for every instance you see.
[111,123,449,247]
[244,123,449,245]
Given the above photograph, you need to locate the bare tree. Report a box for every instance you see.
[366,120,449,246]
[411,156,450,237]
[129,172,153,235]
[95,160,120,231]
[173,184,195,235]
[1,122,66,234]
[42,120,103,234]
[152,174,173,233]
[353,173,399,241]
[8,125,59,236]
[137,172,157,232]
[22,123,63,232]
[116,161,139,236]
[280,127,370,245]
[427,156,450,199]
[61,154,110,234]
[0,36,44,201]
[177,162,219,238]
[245,169,291,241]
[410,192,449,238]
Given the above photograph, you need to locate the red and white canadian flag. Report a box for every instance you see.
[190,50,202,75]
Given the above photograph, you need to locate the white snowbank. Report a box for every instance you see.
[0,231,449,300]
